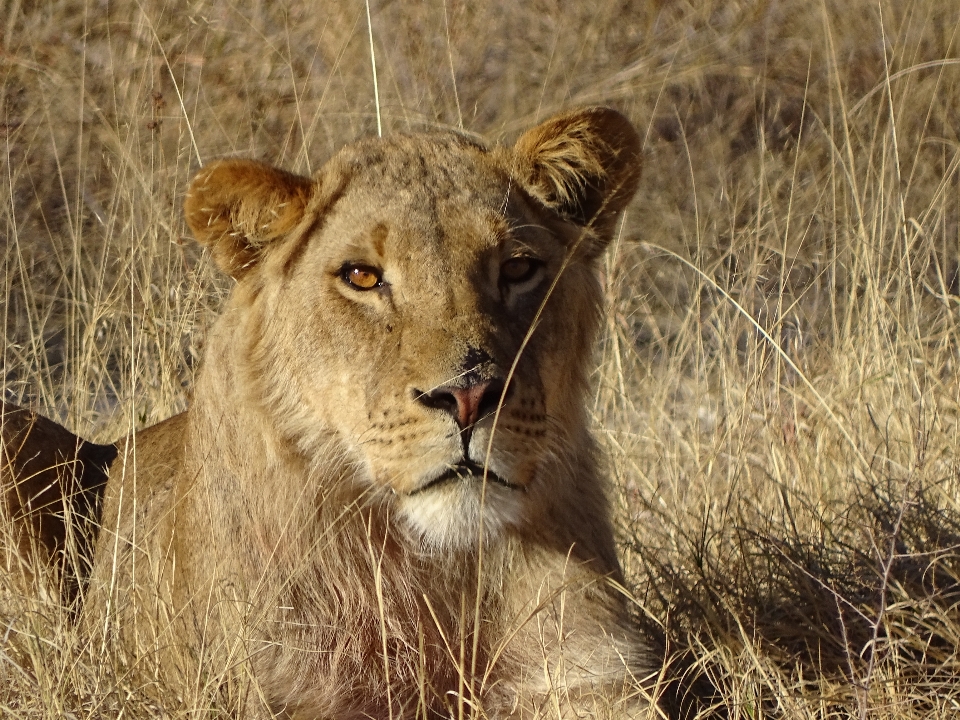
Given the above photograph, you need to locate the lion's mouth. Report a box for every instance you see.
[409,460,522,496]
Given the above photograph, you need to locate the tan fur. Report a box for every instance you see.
[89,107,649,718]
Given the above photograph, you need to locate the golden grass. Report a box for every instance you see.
[2,0,960,716]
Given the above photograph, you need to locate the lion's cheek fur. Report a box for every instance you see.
[222,274,359,458]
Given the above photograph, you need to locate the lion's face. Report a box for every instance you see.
[275,138,583,546]
[184,108,641,548]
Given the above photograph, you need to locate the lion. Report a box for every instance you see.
[88,106,649,718]
[1,401,115,601]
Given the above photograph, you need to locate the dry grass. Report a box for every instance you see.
[2,0,960,716]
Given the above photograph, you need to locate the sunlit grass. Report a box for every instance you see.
[2,0,960,716]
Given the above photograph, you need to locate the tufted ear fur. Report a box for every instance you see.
[184,159,314,279]
[512,107,641,255]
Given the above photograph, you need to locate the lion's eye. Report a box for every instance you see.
[342,264,383,290]
[500,257,541,284]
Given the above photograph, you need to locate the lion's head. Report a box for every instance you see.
[183,107,641,551]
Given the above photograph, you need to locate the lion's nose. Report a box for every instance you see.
[417,378,508,429]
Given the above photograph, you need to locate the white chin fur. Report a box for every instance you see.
[397,482,524,550]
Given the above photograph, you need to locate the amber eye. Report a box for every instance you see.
[501,257,540,284]
[342,264,383,290]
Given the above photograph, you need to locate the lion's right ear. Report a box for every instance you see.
[184,159,314,279]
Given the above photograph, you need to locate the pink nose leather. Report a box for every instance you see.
[416,376,507,430]
[448,382,493,429]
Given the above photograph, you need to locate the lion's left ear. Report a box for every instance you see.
[184,159,314,279]
[512,107,642,256]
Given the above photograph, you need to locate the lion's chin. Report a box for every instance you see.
[396,475,525,550]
